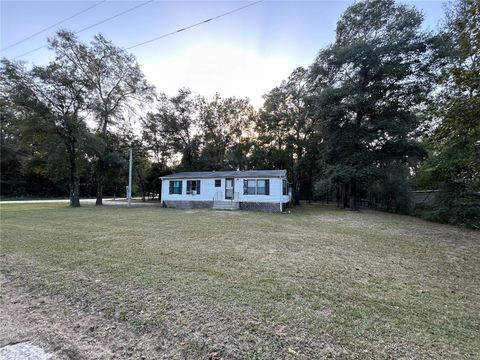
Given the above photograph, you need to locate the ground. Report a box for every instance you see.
[0,203,479,359]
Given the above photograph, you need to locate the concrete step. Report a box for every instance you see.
[213,201,239,210]
[213,204,239,208]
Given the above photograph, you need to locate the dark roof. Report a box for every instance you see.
[160,170,286,179]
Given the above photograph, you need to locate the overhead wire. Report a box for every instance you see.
[2,0,107,51]
[11,0,264,60]
[126,0,265,50]
[12,0,155,59]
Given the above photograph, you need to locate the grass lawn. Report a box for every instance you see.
[1,204,479,359]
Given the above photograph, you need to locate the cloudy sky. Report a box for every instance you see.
[2,0,446,108]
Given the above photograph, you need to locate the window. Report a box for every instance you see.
[169,180,182,194]
[257,180,267,195]
[262,179,270,195]
[244,180,256,195]
[283,179,288,195]
[243,179,270,195]
[215,179,221,187]
[187,180,201,195]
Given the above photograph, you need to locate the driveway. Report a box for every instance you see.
[0,198,100,204]
[0,198,159,206]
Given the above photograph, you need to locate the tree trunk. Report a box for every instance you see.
[96,160,104,205]
[349,177,358,211]
[293,143,303,206]
[70,175,80,207]
[140,181,146,202]
[68,147,80,207]
[343,182,349,209]
[336,184,341,207]
[293,171,301,206]
[307,172,313,204]
[96,115,108,206]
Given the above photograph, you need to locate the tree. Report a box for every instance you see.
[146,89,203,170]
[199,93,254,170]
[50,31,154,205]
[1,58,90,207]
[415,0,479,227]
[228,139,256,171]
[1,96,25,196]
[141,112,171,165]
[255,67,315,204]
[310,0,432,210]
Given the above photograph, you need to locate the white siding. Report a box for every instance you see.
[235,178,289,203]
[161,178,223,202]
[161,177,290,203]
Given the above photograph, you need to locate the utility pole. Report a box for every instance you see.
[128,148,132,207]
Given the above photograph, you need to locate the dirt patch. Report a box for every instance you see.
[0,276,163,359]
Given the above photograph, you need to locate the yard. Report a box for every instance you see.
[0,204,479,359]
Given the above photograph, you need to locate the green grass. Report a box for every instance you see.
[1,203,479,359]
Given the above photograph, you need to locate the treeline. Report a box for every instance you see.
[1,0,478,227]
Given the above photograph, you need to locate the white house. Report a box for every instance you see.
[160,170,290,212]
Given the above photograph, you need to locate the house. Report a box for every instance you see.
[160,170,290,212]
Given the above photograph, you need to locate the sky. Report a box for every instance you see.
[1,0,447,108]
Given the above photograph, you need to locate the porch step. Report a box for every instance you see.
[213,200,239,210]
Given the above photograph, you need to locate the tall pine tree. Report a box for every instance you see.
[310,0,433,210]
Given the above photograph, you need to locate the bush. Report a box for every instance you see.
[415,192,480,229]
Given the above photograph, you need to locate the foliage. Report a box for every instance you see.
[50,31,155,204]
[414,0,480,228]
[253,67,316,204]
[309,0,433,211]
[145,89,202,170]
[199,93,254,170]
[0,57,91,206]
[1,0,478,228]
[143,90,255,172]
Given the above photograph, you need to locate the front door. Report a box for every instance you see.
[225,178,234,199]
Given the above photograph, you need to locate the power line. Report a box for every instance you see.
[12,44,49,60]
[126,0,264,50]
[76,0,154,35]
[2,1,107,52]
[12,0,155,60]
